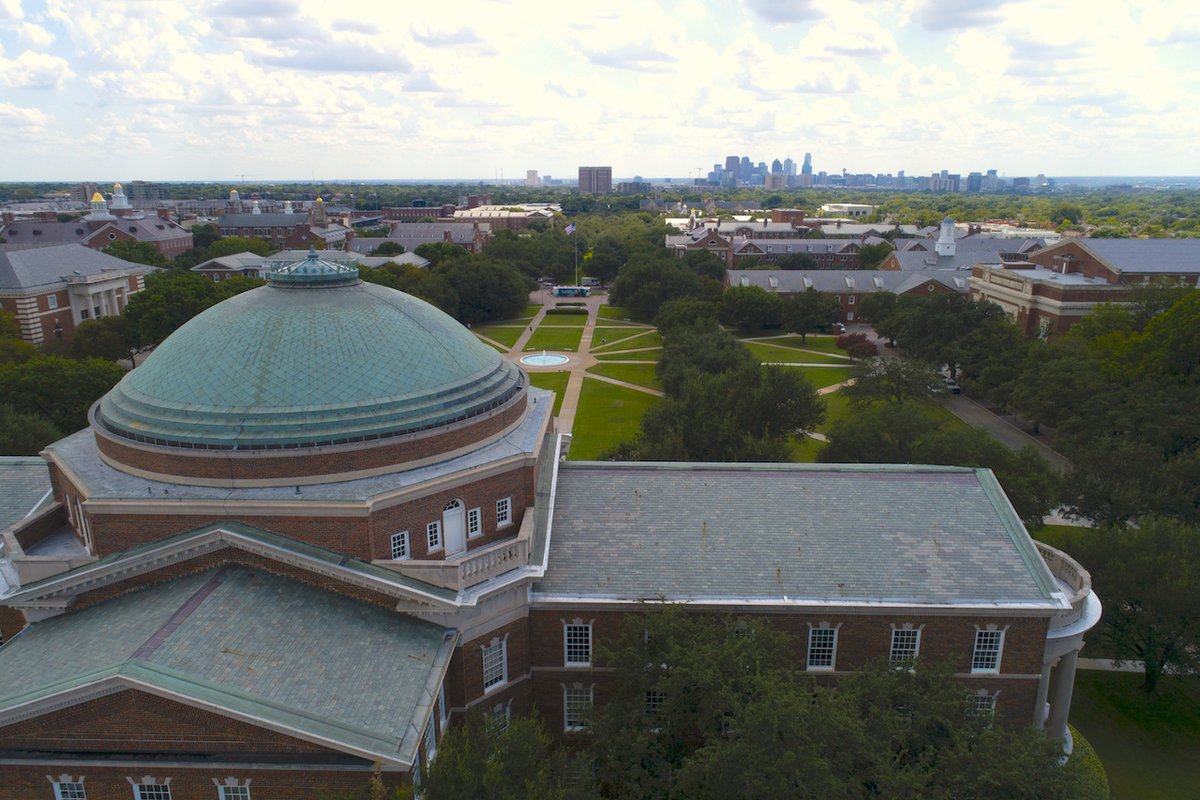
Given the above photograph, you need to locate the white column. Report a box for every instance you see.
[1034,659,1054,727]
[1045,649,1080,743]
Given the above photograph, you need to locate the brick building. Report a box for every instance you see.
[217,198,349,250]
[0,243,152,345]
[0,251,1099,798]
[970,238,1200,336]
[0,186,193,259]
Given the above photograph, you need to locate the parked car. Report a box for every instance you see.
[943,377,961,394]
[831,322,847,334]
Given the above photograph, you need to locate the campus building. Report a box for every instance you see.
[0,251,1099,798]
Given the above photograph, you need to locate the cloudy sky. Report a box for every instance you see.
[1,0,1198,182]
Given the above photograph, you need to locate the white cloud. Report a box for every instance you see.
[0,50,74,89]
[17,22,54,47]
[745,0,824,24]
[906,0,1013,30]
[0,0,21,20]
[0,101,48,127]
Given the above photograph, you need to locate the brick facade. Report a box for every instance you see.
[91,391,527,483]
[2,767,401,800]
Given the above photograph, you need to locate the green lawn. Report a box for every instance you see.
[473,325,525,347]
[1069,671,1200,800]
[523,327,584,352]
[816,391,854,434]
[594,348,662,362]
[481,339,508,352]
[524,304,542,316]
[747,341,849,365]
[598,306,640,320]
[758,335,851,356]
[586,363,662,391]
[569,378,659,460]
[592,329,660,352]
[527,371,569,416]
[794,366,856,389]
[592,330,663,353]
[789,434,825,463]
[538,313,589,326]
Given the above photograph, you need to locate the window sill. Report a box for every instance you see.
[496,521,513,530]
[564,662,592,669]
[483,681,508,695]
[970,668,1001,675]
[806,665,835,672]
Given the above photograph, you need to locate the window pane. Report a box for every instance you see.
[807,628,837,669]
[483,640,506,689]
[565,624,591,665]
[564,686,592,730]
[972,630,1003,671]
[390,531,409,560]
[890,628,920,666]
[427,521,441,550]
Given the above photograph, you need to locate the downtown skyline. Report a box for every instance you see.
[1,0,1199,182]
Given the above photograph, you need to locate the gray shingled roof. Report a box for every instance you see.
[1074,239,1200,274]
[535,463,1059,608]
[0,565,451,763]
[0,457,51,531]
[0,243,151,291]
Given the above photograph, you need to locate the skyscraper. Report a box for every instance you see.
[578,166,613,194]
[801,153,814,187]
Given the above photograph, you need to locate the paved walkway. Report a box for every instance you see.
[489,291,664,437]
[940,393,1071,472]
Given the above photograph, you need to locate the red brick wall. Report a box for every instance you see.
[527,608,1048,729]
[0,605,28,644]
[446,616,531,710]
[1,765,404,800]
[369,465,535,560]
[92,392,526,482]
[0,690,336,756]
[66,547,401,615]
[88,512,372,558]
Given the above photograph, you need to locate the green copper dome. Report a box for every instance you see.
[97,262,523,450]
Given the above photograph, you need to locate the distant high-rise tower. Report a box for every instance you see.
[578,166,613,194]
[783,157,795,176]
[525,170,541,187]
[739,156,752,182]
[724,156,740,176]
[800,153,814,187]
[771,159,783,174]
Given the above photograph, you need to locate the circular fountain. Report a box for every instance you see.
[520,350,570,367]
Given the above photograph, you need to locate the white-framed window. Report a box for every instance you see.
[971,628,1005,673]
[47,295,58,309]
[889,626,921,667]
[489,701,511,735]
[427,520,442,552]
[564,622,592,667]
[645,690,666,714]
[133,785,171,800]
[564,684,592,731]
[496,497,512,528]
[848,294,855,305]
[972,690,997,718]
[423,716,437,763]
[807,626,838,670]
[52,782,87,800]
[467,507,482,538]
[218,787,251,800]
[390,530,410,560]
[482,638,507,690]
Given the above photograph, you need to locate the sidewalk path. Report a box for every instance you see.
[940,394,1070,472]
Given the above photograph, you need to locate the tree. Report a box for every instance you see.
[783,289,842,342]
[103,239,166,267]
[610,257,706,321]
[415,242,470,267]
[436,257,531,325]
[656,320,756,395]
[1063,518,1200,692]
[774,252,818,270]
[858,293,899,343]
[0,355,125,433]
[842,358,942,407]
[585,607,1099,800]
[123,270,221,346]
[586,232,625,285]
[423,708,564,800]
[369,241,405,257]
[190,223,221,250]
[618,364,824,462]
[835,332,878,360]
[0,404,64,455]
[69,316,137,367]
[653,298,720,336]
[858,242,893,270]
[205,236,272,258]
[720,285,783,331]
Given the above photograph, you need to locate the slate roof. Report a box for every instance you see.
[728,269,968,295]
[219,213,311,227]
[819,223,921,237]
[535,463,1061,608]
[733,238,860,255]
[1071,239,1200,274]
[0,217,190,245]
[0,243,151,292]
[0,457,51,531]
[0,565,452,763]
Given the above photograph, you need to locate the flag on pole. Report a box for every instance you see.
[564,223,576,234]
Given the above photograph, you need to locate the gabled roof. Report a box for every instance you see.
[0,243,152,292]
[0,564,453,766]
[1056,238,1200,274]
[191,251,267,272]
[535,462,1064,609]
[729,269,908,293]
